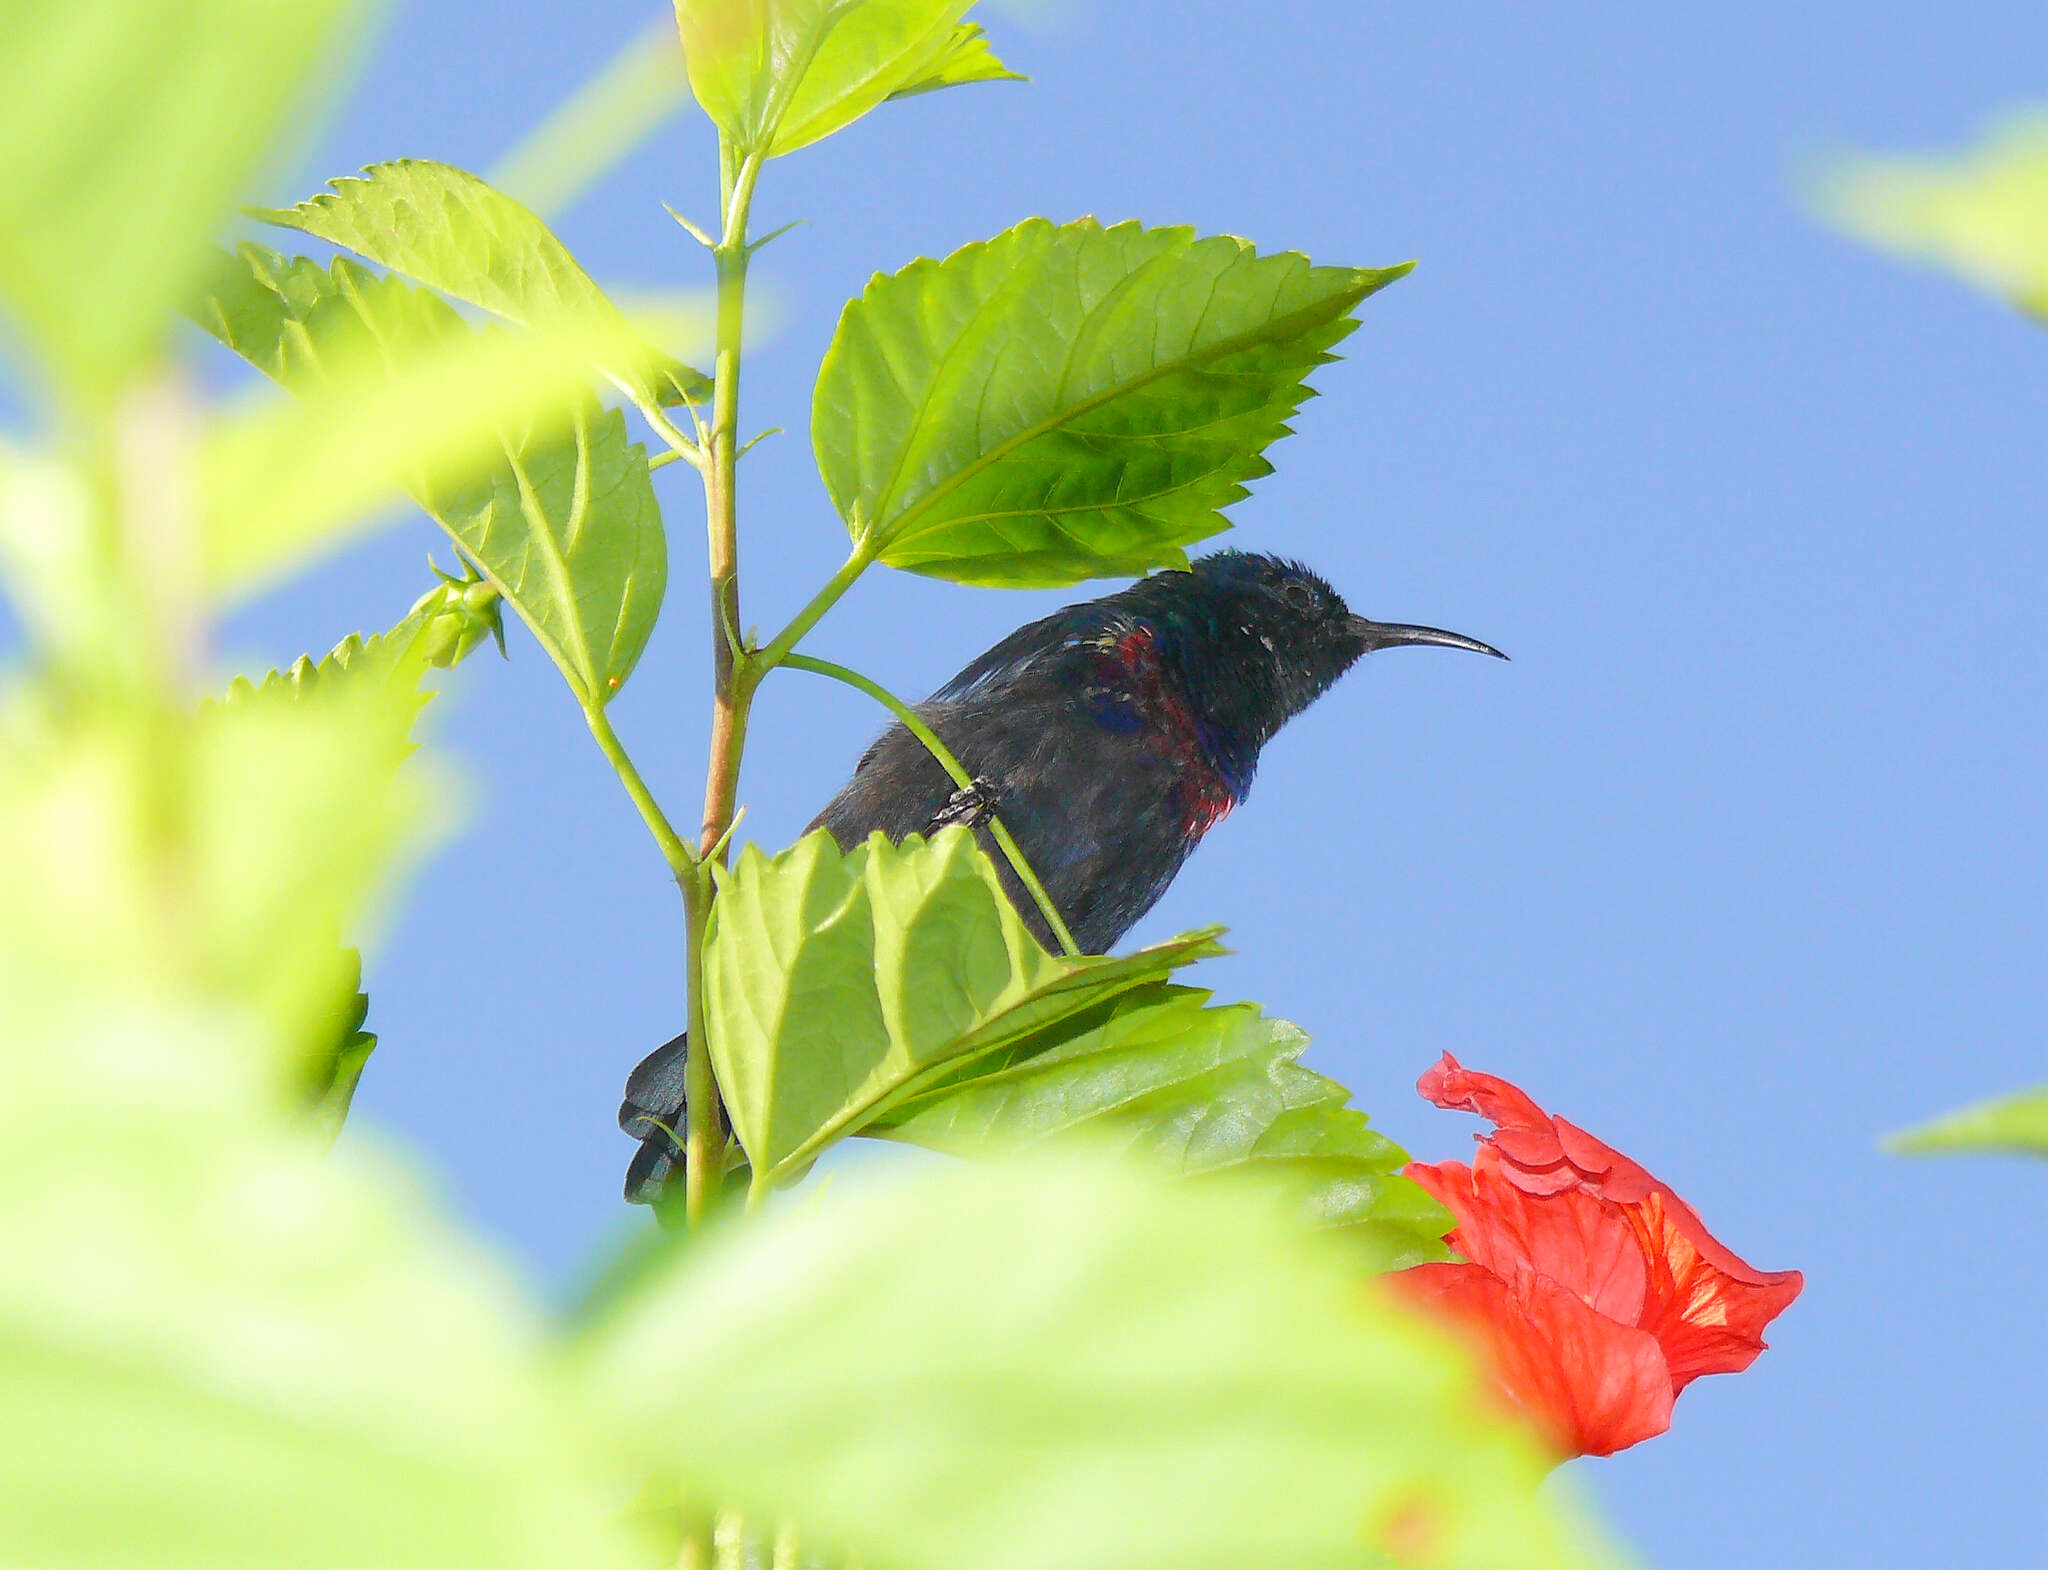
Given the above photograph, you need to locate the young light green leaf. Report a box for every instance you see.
[677,0,1013,159]
[572,1153,1622,1570]
[223,562,506,734]
[0,0,364,398]
[1889,1083,2048,1157]
[886,20,1022,96]
[703,828,1222,1182]
[871,982,1453,1271]
[254,159,710,402]
[221,567,506,1128]
[198,245,667,705]
[1811,111,2048,322]
[814,218,1408,587]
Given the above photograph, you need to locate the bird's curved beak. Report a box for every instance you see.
[1348,615,1507,660]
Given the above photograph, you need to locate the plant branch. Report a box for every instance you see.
[677,138,766,1226]
[780,652,1082,957]
[742,540,878,692]
[583,703,695,878]
[632,391,708,471]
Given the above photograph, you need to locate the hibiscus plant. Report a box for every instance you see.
[0,3,1808,1567]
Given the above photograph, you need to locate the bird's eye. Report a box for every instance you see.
[1281,581,1317,612]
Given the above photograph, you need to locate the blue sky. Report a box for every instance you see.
[146,3,2048,1565]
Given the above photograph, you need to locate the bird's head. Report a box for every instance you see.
[1133,550,1505,754]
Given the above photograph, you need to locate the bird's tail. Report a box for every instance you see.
[618,1031,690,1207]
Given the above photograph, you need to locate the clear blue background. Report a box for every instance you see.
[187,3,2048,1565]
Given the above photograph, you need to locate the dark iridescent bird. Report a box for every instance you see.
[620,549,1503,1205]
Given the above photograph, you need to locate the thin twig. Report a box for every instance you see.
[779,652,1082,957]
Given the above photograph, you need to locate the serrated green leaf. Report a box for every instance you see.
[254,159,709,401]
[678,0,1010,159]
[572,1153,1622,1570]
[221,568,505,1127]
[0,0,365,398]
[886,20,1021,97]
[703,827,1222,1182]
[1812,111,2048,323]
[872,982,1453,1271]
[814,218,1408,587]
[198,244,667,704]
[1889,1083,2048,1157]
[224,565,503,730]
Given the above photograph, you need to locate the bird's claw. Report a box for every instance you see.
[927,777,1004,833]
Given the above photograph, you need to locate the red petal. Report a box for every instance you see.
[1393,1261,1676,1458]
[1404,1159,1650,1326]
[1626,1191,1806,1391]
[1413,1054,1805,1391]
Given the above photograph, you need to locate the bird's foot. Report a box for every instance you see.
[927,776,1004,832]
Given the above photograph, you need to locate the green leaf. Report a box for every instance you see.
[678,0,1013,160]
[814,218,1408,587]
[0,671,440,1105]
[703,827,1222,1182]
[254,160,710,403]
[0,443,115,674]
[222,562,506,731]
[572,1153,1622,1570]
[1889,1083,2048,1157]
[0,0,365,398]
[220,566,506,1127]
[0,1021,642,1570]
[886,21,1022,97]
[872,982,1454,1271]
[198,244,667,705]
[1811,110,2048,322]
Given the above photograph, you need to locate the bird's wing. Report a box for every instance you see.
[932,601,1135,701]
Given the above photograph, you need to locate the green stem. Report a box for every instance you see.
[583,703,695,878]
[679,139,766,1226]
[779,652,1081,958]
[648,443,693,473]
[742,541,878,694]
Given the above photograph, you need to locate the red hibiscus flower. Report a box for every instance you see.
[1391,1053,1803,1458]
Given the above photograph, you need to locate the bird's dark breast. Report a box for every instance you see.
[810,625,1238,954]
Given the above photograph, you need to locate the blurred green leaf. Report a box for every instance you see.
[678,0,1012,159]
[1812,111,2048,321]
[0,0,365,399]
[573,1153,1620,1570]
[814,218,1407,587]
[491,20,693,221]
[704,827,1222,1182]
[871,982,1453,1271]
[1890,1083,2048,1157]
[0,1020,641,1570]
[0,672,439,1070]
[0,442,115,672]
[199,245,668,704]
[254,159,710,402]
